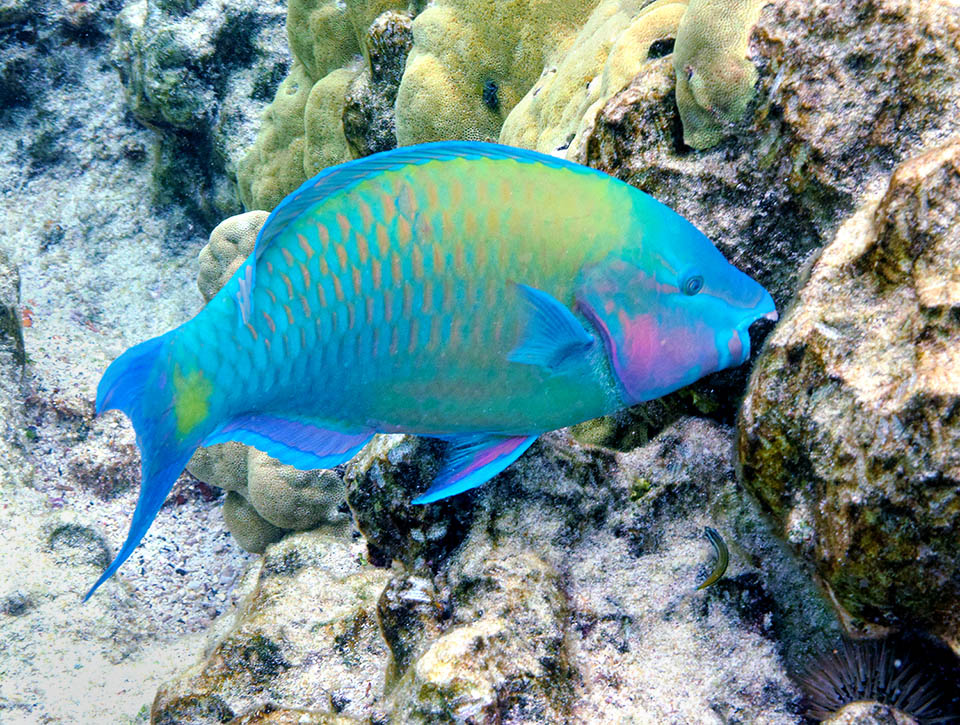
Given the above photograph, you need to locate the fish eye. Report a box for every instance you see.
[681,273,704,296]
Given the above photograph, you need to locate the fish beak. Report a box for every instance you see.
[763,309,779,322]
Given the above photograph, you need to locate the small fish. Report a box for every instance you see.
[86,142,776,599]
[696,526,729,590]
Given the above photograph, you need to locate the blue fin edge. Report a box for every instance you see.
[412,434,538,505]
[204,414,374,471]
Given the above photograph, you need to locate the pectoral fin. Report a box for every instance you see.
[507,282,595,374]
[412,434,538,504]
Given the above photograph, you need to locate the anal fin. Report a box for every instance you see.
[204,413,373,470]
[412,434,537,504]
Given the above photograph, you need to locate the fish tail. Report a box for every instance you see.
[85,330,216,601]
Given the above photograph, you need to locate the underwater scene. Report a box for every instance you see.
[1,0,959,722]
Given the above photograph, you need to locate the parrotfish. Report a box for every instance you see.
[86,142,776,599]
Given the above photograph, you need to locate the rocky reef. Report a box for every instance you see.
[2,0,959,722]
[157,420,836,722]
[739,140,960,641]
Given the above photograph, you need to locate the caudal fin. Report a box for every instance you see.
[84,332,210,601]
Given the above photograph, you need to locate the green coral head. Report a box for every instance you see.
[687,55,758,120]
[673,0,765,150]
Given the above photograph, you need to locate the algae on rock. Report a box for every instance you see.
[112,0,290,227]
[738,139,960,641]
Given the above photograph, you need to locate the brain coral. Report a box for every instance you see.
[238,0,411,211]
[673,0,765,149]
[500,0,686,158]
[394,0,599,146]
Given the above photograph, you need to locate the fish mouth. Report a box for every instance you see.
[728,295,778,366]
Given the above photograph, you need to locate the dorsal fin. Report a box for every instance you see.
[234,141,611,328]
[252,141,606,263]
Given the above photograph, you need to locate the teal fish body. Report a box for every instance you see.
[87,142,775,598]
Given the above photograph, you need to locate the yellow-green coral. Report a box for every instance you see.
[394,0,599,146]
[222,490,286,554]
[500,0,685,159]
[238,0,410,211]
[673,0,765,149]
[237,63,314,211]
[303,67,361,179]
[245,450,347,531]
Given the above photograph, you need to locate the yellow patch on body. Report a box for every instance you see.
[172,365,213,437]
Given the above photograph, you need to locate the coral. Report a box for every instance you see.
[394,0,598,146]
[738,139,960,635]
[500,0,686,158]
[673,0,765,149]
[302,67,359,179]
[244,450,347,531]
[238,1,413,211]
[197,211,269,303]
[222,491,285,555]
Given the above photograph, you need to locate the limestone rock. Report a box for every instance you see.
[343,434,474,572]
[738,140,960,638]
[153,530,392,722]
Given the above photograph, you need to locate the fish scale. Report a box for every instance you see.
[86,141,777,598]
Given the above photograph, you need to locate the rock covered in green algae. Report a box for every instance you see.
[112,0,291,226]
[738,139,960,641]
[160,419,837,722]
[341,10,414,158]
[153,530,392,722]
[343,434,474,572]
